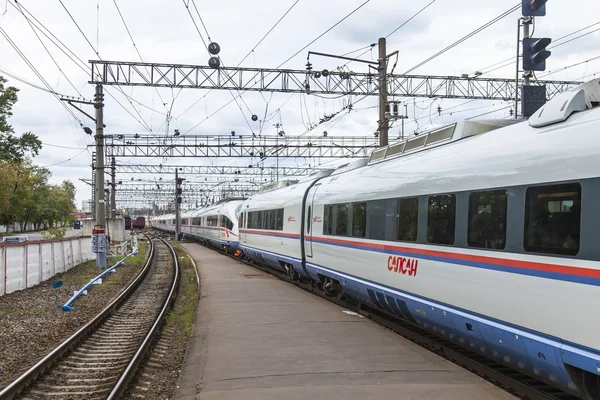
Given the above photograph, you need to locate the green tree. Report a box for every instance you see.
[0,76,42,162]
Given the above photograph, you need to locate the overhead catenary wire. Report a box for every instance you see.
[476,20,600,76]
[0,27,83,125]
[52,0,156,132]
[112,0,171,119]
[14,1,83,97]
[386,0,437,38]
[39,148,88,167]
[176,0,301,122]
[183,0,372,134]
[404,2,521,74]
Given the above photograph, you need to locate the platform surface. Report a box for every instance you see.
[174,244,516,400]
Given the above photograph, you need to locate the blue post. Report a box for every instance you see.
[52,281,63,311]
[62,235,139,312]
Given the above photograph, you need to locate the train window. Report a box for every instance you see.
[427,195,456,245]
[275,209,284,230]
[335,204,349,236]
[397,198,418,242]
[239,213,244,229]
[352,202,367,237]
[468,190,507,250]
[367,200,386,240]
[207,215,218,227]
[524,183,581,256]
[222,216,234,230]
[323,205,334,235]
[257,211,264,229]
[307,206,312,234]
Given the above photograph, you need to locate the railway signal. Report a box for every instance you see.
[522,0,547,16]
[523,37,552,71]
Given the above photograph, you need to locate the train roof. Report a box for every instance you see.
[241,79,600,209]
[311,80,600,202]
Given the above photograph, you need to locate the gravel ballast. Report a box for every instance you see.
[0,239,149,390]
[125,241,200,399]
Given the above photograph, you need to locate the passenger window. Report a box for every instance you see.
[352,202,366,237]
[427,195,456,245]
[276,209,284,230]
[524,183,581,256]
[307,206,312,234]
[335,204,349,236]
[367,200,386,240]
[468,190,507,250]
[397,198,418,242]
[323,205,333,235]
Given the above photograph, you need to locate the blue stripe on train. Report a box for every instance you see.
[240,244,597,398]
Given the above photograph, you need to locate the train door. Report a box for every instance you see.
[304,186,319,258]
[242,212,247,244]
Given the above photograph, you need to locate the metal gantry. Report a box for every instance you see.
[114,164,316,176]
[90,60,580,100]
[105,134,376,158]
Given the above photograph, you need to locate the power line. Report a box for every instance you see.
[183,0,372,134]
[277,0,371,69]
[39,148,88,167]
[190,0,212,42]
[14,1,83,97]
[112,0,170,118]
[181,0,208,50]
[404,3,520,74]
[0,26,82,125]
[54,0,155,132]
[57,0,100,59]
[42,142,88,150]
[386,0,437,38]
[477,21,600,76]
[0,66,70,95]
[176,0,301,121]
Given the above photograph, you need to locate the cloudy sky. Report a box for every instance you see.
[1,0,598,210]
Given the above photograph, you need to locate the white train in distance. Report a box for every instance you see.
[154,79,600,400]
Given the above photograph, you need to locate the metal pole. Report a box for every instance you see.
[110,156,116,218]
[378,37,389,147]
[94,85,106,268]
[514,18,521,119]
[523,17,531,86]
[175,169,180,241]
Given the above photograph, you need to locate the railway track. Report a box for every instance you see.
[177,234,580,400]
[0,235,180,400]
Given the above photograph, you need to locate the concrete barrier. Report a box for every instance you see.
[0,237,94,296]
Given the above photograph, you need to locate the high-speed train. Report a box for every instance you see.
[235,81,600,399]
[153,81,600,398]
[153,199,243,253]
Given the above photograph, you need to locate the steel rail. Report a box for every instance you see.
[107,238,180,399]
[0,234,155,400]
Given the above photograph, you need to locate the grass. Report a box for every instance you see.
[63,241,147,287]
[166,243,199,345]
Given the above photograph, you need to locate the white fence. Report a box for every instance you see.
[0,237,94,296]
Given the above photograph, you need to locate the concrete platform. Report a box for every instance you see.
[175,244,516,400]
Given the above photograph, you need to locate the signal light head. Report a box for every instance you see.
[522,0,547,16]
[523,37,552,71]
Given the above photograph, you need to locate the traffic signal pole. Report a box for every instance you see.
[517,0,551,118]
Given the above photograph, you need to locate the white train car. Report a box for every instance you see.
[152,213,176,233]
[183,199,244,252]
[238,81,600,399]
[240,178,328,278]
